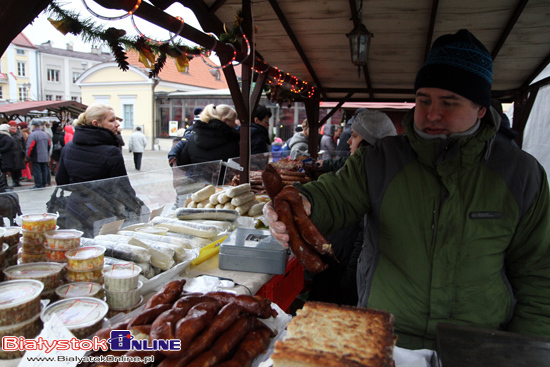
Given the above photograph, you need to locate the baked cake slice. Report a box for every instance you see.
[272,301,396,367]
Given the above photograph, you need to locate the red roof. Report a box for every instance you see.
[12,33,36,49]
[0,100,87,117]
[125,51,231,89]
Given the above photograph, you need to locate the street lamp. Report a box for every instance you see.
[346,22,373,78]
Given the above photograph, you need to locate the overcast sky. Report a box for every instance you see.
[23,0,203,52]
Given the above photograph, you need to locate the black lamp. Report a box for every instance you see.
[346,22,373,77]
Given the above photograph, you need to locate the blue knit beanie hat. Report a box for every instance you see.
[414,29,493,108]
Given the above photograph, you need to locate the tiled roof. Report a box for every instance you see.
[126,51,231,89]
[12,33,36,49]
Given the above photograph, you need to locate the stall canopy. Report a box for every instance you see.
[0,100,88,121]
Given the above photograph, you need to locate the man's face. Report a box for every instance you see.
[334,127,342,139]
[414,88,486,136]
[255,115,270,129]
[9,126,17,133]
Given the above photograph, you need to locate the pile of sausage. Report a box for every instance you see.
[230,168,311,194]
[262,164,334,274]
[89,279,277,367]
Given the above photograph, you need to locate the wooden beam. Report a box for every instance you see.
[521,51,550,90]
[491,0,528,61]
[320,93,354,124]
[305,91,321,159]
[423,0,439,63]
[238,0,253,184]
[267,0,325,99]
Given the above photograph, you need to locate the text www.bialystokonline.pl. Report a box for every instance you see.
[24,355,155,364]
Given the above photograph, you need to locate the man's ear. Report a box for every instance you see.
[477,106,487,119]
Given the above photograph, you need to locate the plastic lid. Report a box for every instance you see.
[41,297,108,329]
[45,230,84,240]
[55,282,102,298]
[102,263,142,278]
[65,246,106,260]
[21,213,59,222]
[1,243,8,253]
[3,227,20,237]
[0,280,44,310]
[3,262,65,279]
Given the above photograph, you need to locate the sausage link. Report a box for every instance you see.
[174,299,222,351]
[143,279,186,310]
[186,315,252,367]
[205,291,275,319]
[150,307,189,356]
[276,186,334,257]
[261,164,284,200]
[127,303,171,328]
[93,321,129,340]
[217,327,273,367]
[273,198,327,274]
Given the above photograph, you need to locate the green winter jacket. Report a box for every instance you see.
[299,107,550,349]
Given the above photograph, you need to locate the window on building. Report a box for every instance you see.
[16,49,25,55]
[55,95,63,101]
[19,87,28,101]
[71,96,78,101]
[17,62,26,77]
[72,72,81,83]
[123,104,134,129]
[0,87,3,99]
[46,95,53,101]
[47,69,60,82]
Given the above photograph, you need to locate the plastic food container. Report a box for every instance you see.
[56,282,103,300]
[45,230,83,250]
[45,248,69,263]
[66,267,103,283]
[136,226,169,236]
[18,250,47,264]
[6,243,19,258]
[0,243,8,265]
[41,289,58,303]
[0,279,44,326]
[21,228,47,244]
[41,297,109,339]
[3,262,65,291]
[0,312,42,359]
[103,264,142,291]
[2,227,21,246]
[105,281,143,310]
[21,240,45,254]
[21,213,58,232]
[65,246,105,272]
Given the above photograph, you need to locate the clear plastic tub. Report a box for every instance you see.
[21,240,46,254]
[0,243,8,265]
[0,311,42,359]
[3,262,65,291]
[105,281,143,310]
[21,228,47,244]
[20,213,58,232]
[65,246,105,271]
[44,230,83,250]
[2,227,21,246]
[18,250,47,264]
[66,267,103,283]
[56,282,104,300]
[136,226,169,236]
[40,297,108,339]
[102,264,142,291]
[0,279,44,326]
[45,248,69,263]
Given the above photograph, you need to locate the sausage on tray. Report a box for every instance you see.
[205,291,277,319]
[143,279,186,310]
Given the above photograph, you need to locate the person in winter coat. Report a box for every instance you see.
[0,124,16,188]
[177,104,239,185]
[250,104,272,154]
[288,119,310,159]
[50,124,65,176]
[337,109,366,157]
[128,126,147,170]
[56,103,146,237]
[7,121,26,187]
[64,124,74,145]
[26,120,51,189]
[271,137,284,162]
[319,124,342,160]
[264,29,550,349]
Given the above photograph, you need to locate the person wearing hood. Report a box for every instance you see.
[264,30,550,349]
[319,124,343,160]
[0,124,16,188]
[64,124,74,144]
[56,103,146,236]
[26,120,51,189]
[337,109,366,157]
[176,104,239,185]
[271,137,284,162]
[7,121,26,187]
[288,118,310,159]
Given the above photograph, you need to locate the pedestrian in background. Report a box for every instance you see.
[250,104,272,154]
[26,120,51,189]
[128,126,147,171]
[64,124,74,144]
[8,121,26,187]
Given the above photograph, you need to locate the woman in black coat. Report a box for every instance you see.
[0,124,15,188]
[177,104,239,185]
[50,124,65,175]
[8,122,26,187]
[56,103,146,237]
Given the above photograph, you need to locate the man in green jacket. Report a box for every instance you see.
[264,29,550,349]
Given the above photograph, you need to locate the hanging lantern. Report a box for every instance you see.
[346,23,373,77]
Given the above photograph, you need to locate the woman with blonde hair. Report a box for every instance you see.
[177,103,239,184]
[55,103,145,236]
